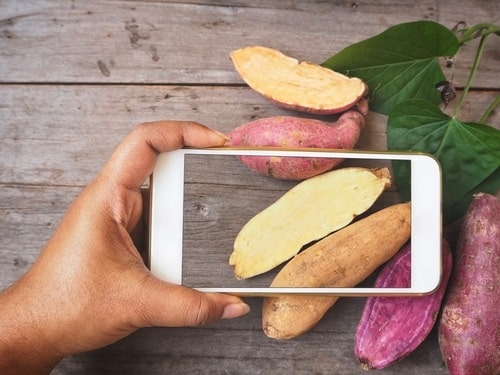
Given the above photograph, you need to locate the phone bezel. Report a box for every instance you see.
[149,147,442,296]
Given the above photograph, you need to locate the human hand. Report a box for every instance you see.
[0,121,250,374]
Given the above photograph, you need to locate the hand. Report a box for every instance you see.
[0,121,250,374]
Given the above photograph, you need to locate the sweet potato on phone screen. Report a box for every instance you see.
[262,202,411,339]
[230,167,391,279]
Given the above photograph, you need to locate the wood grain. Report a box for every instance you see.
[1,0,499,373]
[1,0,499,86]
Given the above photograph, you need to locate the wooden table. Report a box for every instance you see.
[1,1,498,374]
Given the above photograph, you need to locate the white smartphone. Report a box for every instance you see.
[149,147,442,296]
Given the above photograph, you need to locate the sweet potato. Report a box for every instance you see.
[227,110,366,180]
[438,193,500,375]
[262,202,411,339]
[354,240,453,370]
[230,167,391,279]
[230,45,367,114]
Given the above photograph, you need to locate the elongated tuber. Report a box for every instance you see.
[262,202,411,339]
[355,240,453,370]
[438,193,500,375]
[228,110,366,180]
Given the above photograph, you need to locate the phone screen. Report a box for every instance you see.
[181,153,407,289]
[149,148,441,296]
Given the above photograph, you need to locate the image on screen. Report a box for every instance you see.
[179,152,412,290]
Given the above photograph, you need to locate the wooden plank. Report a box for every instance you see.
[0,186,420,374]
[1,84,498,187]
[1,86,496,373]
[53,297,448,375]
[1,1,499,373]
[0,184,80,288]
[0,181,449,375]
[0,84,379,186]
[0,0,499,87]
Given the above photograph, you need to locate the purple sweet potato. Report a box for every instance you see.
[227,109,366,180]
[354,240,453,370]
[438,193,500,375]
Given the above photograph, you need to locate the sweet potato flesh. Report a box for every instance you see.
[229,167,391,279]
[230,46,367,114]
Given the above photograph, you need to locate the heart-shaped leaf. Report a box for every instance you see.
[322,21,460,114]
[445,168,500,222]
[387,99,500,222]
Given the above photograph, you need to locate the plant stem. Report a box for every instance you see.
[479,95,500,124]
[452,34,487,119]
[457,23,500,45]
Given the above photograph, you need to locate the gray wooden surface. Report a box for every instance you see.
[1,1,499,374]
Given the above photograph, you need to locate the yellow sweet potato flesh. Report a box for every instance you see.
[229,167,391,279]
[230,46,367,114]
[262,202,411,339]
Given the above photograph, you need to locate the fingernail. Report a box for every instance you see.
[221,302,251,319]
[211,129,231,142]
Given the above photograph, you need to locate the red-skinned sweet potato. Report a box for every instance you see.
[438,193,500,375]
[227,108,366,180]
[354,240,453,370]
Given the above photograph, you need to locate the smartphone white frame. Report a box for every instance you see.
[149,147,442,296]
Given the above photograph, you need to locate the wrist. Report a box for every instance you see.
[0,284,64,374]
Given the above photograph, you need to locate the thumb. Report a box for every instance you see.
[134,276,250,328]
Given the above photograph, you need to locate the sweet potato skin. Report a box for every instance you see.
[354,240,453,370]
[262,202,411,339]
[228,110,366,180]
[438,193,500,375]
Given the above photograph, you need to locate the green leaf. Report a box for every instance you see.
[387,99,500,222]
[445,168,500,222]
[322,21,460,114]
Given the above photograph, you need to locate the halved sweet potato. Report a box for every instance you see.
[355,240,453,370]
[230,46,367,114]
[229,167,391,279]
